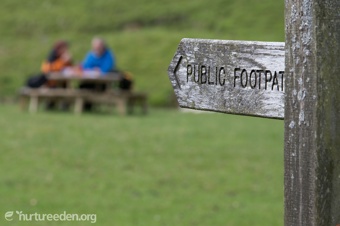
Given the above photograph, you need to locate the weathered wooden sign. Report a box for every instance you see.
[168,39,285,119]
[167,0,340,225]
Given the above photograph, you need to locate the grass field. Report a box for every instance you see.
[0,105,284,226]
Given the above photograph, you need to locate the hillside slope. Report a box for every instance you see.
[0,0,284,105]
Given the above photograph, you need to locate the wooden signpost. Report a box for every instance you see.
[168,39,285,119]
[167,0,340,225]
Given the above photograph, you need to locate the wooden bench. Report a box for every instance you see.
[85,90,148,115]
[19,87,148,115]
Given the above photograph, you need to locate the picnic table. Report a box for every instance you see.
[19,72,148,115]
[48,72,121,89]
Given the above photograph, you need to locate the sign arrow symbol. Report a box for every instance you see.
[173,55,183,90]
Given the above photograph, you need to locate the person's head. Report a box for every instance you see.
[91,37,106,56]
[53,40,69,57]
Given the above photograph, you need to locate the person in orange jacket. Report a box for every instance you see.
[41,40,72,73]
[41,40,73,87]
[26,40,73,88]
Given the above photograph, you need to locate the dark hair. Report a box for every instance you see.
[54,40,68,52]
[47,40,69,63]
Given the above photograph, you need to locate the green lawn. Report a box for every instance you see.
[0,105,284,226]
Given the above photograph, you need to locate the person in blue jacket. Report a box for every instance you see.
[82,37,116,75]
[80,38,117,111]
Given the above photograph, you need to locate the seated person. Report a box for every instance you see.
[26,40,72,88]
[29,41,73,110]
[41,40,73,87]
[81,37,116,75]
[80,38,116,110]
[81,37,133,91]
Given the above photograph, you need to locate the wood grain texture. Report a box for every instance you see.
[284,0,340,225]
[168,39,285,119]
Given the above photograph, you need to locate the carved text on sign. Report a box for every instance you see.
[186,63,284,92]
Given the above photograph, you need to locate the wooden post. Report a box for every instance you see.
[29,96,39,113]
[74,97,84,114]
[284,0,340,225]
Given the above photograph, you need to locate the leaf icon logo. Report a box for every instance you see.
[5,211,14,221]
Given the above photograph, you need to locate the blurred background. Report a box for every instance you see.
[0,0,285,225]
[0,0,284,105]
